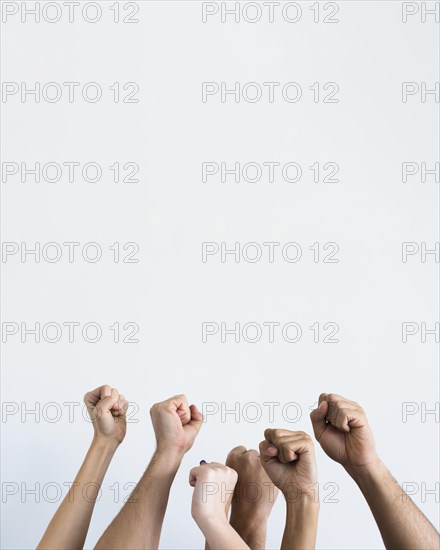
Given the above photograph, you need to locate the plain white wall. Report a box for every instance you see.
[1,1,439,549]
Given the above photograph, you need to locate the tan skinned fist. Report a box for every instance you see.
[84,385,128,446]
[310,393,378,472]
[259,429,317,502]
[150,394,203,457]
[226,446,279,521]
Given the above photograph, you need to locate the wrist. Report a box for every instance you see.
[345,457,384,484]
[285,491,320,510]
[230,509,269,529]
[195,513,230,533]
[229,513,267,548]
[153,447,184,468]
[282,483,319,506]
[91,435,120,455]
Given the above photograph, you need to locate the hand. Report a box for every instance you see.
[84,385,128,446]
[189,462,238,525]
[259,430,317,502]
[226,446,279,523]
[150,394,203,456]
[310,393,378,471]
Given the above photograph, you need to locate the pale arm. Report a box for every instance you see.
[197,517,250,550]
[190,462,250,550]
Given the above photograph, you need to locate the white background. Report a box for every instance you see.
[1,1,439,549]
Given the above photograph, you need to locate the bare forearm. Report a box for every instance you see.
[205,512,263,550]
[95,450,182,550]
[348,460,440,550]
[229,513,267,550]
[37,438,117,550]
[281,497,319,550]
[197,518,250,550]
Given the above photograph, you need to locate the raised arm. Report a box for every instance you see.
[259,429,320,550]
[310,393,440,550]
[37,385,128,550]
[226,446,278,550]
[190,462,250,550]
[95,394,203,550]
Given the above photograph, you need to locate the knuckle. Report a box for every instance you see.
[225,454,236,466]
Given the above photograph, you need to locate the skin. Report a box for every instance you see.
[259,429,320,550]
[310,392,440,550]
[37,385,128,550]
[225,446,279,550]
[94,394,203,550]
[190,462,250,550]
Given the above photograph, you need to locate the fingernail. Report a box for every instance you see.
[200,460,207,465]
[268,446,277,453]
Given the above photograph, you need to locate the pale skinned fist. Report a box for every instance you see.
[150,394,203,456]
[84,385,128,446]
[259,429,317,500]
[189,462,238,525]
[310,393,378,471]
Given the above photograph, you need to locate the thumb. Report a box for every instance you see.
[259,440,278,463]
[310,400,329,442]
[188,404,203,434]
[189,466,201,487]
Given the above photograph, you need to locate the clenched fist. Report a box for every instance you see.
[189,462,238,525]
[84,385,128,446]
[226,446,279,522]
[150,394,203,457]
[310,393,378,471]
[259,430,317,502]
